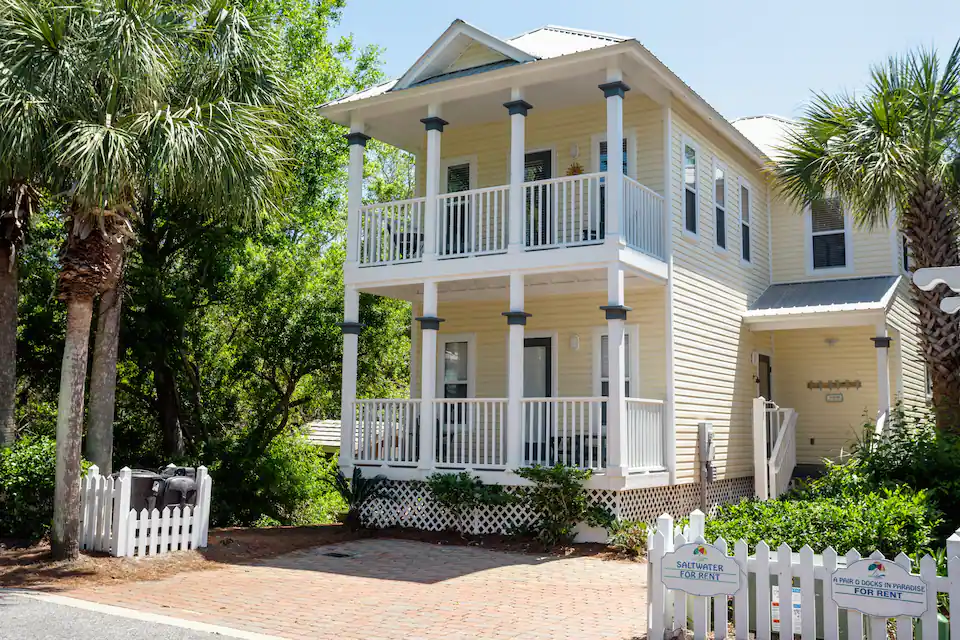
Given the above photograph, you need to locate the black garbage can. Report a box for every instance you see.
[159,466,197,508]
[123,469,165,512]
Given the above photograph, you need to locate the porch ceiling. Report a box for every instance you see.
[361,268,659,302]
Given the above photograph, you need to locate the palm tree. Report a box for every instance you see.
[1,0,290,559]
[773,43,960,430]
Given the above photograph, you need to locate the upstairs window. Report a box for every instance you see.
[811,197,847,269]
[714,162,726,249]
[740,181,752,263]
[599,138,628,175]
[684,144,698,234]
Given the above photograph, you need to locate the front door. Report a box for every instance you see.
[444,163,471,255]
[757,354,774,456]
[524,151,552,247]
[524,337,552,464]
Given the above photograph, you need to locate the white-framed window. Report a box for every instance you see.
[591,131,636,178]
[592,325,640,397]
[683,140,699,235]
[437,333,476,398]
[739,179,752,263]
[902,234,912,273]
[713,159,727,250]
[806,196,852,272]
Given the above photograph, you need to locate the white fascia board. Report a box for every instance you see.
[744,308,885,331]
[394,19,537,91]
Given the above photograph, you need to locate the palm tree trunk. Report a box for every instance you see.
[904,178,960,430]
[0,245,16,448]
[85,241,125,474]
[51,295,94,561]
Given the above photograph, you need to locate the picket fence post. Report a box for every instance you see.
[112,467,132,557]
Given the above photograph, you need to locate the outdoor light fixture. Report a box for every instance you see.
[569,334,580,351]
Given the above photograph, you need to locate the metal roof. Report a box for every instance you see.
[746,276,900,316]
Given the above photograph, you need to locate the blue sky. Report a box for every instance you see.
[333,0,960,120]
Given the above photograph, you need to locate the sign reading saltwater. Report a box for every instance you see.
[661,543,743,597]
[831,559,928,617]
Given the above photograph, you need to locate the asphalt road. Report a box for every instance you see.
[0,593,221,640]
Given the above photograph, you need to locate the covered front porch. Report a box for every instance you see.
[340,266,671,490]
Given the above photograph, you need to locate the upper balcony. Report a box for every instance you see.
[356,171,665,269]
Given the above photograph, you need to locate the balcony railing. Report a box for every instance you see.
[437,185,509,258]
[354,174,666,267]
[353,399,420,465]
[434,398,507,468]
[623,398,666,470]
[522,397,607,470]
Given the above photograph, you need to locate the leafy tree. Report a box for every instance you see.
[773,43,960,429]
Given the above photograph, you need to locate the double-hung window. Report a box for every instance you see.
[599,138,628,175]
[684,143,698,234]
[810,197,847,270]
[596,329,637,426]
[442,341,469,399]
[713,162,726,249]
[740,181,752,263]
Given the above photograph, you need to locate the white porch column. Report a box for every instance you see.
[602,265,630,476]
[503,272,530,468]
[417,281,442,469]
[504,90,531,254]
[871,326,892,434]
[600,69,629,245]
[344,124,369,264]
[421,107,447,261]
[338,286,362,467]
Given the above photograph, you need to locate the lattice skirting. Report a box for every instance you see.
[361,476,755,535]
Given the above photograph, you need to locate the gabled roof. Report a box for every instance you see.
[330,21,628,104]
[395,20,537,91]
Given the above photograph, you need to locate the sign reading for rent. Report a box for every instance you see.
[661,542,742,597]
[831,559,928,617]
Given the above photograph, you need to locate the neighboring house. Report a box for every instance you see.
[319,20,925,530]
[303,420,341,455]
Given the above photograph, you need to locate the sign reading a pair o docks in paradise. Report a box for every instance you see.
[661,543,743,596]
[831,559,928,617]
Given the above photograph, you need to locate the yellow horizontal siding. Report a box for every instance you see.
[886,280,927,419]
[668,105,772,484]
[414,289,667,400]
[772,326,878,465]
[770,194,896,283]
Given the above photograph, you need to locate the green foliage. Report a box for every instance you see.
[332,466,390,529]
[514,464,613,548]
[426,472,515,535]
[608,519,649,558]
[0,436,89,540]
[207,430,344,527]
[706,487,939,559]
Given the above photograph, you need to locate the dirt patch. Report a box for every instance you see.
[0,525,641,591]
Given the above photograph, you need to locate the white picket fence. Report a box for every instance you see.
[648,510,957,640]
[79,465,212,557]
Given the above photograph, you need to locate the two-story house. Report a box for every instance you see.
[319,20,926,535]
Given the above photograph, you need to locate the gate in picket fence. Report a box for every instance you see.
[79,465,212,557]
[648,510,958,640]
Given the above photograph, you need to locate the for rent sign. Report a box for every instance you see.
[831,559,928,617]
[661,543,743,597]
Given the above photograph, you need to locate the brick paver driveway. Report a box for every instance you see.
[63,539,648,640]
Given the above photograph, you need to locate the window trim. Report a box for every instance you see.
[712,158,728,252]
[436,332,477,398]
[591,324,641,398]
[682,136,700,238]
[440,155,478,194]
[804,198,854,275]
[739,177,753,265]
[590,129,637,179]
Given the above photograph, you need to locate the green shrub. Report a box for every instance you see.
[705,487,939,558]
[333,466,391,530]
[0,436,89,541]
[609,519,649,557]
[514,464,613,548]
[426,472,515,535]
[208,430,345,527]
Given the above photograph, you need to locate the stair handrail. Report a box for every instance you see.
[767,408,797,498]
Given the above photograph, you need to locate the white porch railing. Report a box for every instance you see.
[768,407,797,499]
[354,399,420,465]
[521,397,607,469]
[623,176,665,260]
[522,173,605,250]
[436,185,509,258]
[434,399,507,468]
[752,397,798,499]
[623,398,666,470]
[358,197,425,266]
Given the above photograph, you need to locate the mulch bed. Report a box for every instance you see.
[0,525,641,592]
